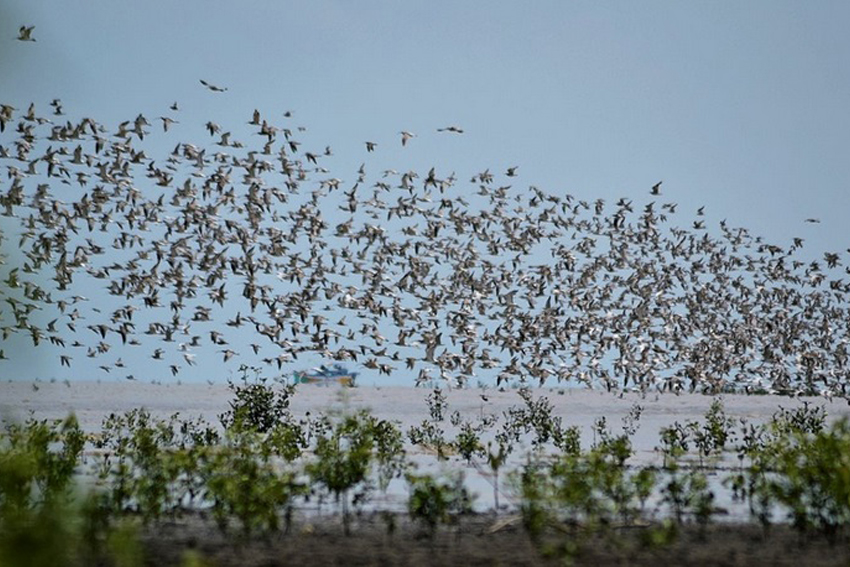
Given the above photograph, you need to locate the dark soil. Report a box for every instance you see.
[134,512,850,566]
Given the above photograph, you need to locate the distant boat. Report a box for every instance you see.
[293,364,358,387]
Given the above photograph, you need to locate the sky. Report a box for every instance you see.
[1,1,850,385]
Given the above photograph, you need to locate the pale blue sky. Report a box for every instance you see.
[2,1,849,384]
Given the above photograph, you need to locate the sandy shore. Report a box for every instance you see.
[3,380,847,447]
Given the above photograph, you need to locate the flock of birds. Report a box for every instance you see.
[3,26,850,398]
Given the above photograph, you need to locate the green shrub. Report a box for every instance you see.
[406,472,474,537]
[0,415,85,512]
[307,409,407,535]
[0,414,141,566]
[759,417,850,540]
[95,410,219,524]
[219,374,296,433]
[202,435,305,538]
[661,466,715,528]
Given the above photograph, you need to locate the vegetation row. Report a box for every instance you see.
[1,376,849,565]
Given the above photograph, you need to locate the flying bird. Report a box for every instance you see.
[437,126,464,134]
[400,131,415,146]
[17,26,35,41]
[651,181,662,195]
[199,79,227,92]
[159,117,178,132]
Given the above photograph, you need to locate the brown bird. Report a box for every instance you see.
[17,25,36,41]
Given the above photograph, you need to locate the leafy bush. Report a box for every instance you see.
[0,414,142,567]
[0,415,85,513]
[307,409,407,535]
[516,444,657,537]
[202,435,305,538]
[407,419,452,460]
[219,373,296,433]
[660,465,715,528]
[499,388,566,450]
[759,418,850,540]
[657,422,690,469]
[406,472,474,537]
[94,410,220,524]
[690,398,736,466]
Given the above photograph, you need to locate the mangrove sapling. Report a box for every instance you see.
[427,388,448,422]
[735,418,767,470]
[447,407,497,464]
[0,492,96,567]
[219,372,296,433]
[515,457,549,542]
[96,410,225,525]
[371,418,407,492]
[307,409,405,535]
[690,398,736,468]
[726,411,818,531]
[770,401,827,436]
[657,421,690,469]
[0,414,85,511]
[592,453,638,526]
[486,440,510,511]
[591,417,633,468]
[406,472,474,538]
[0,415,141,567]
[633,466,658,518]
[660,465,715,528]
[498,387,565,450]
[202,432,305,539]
[760,418,850,541]
[622,403,644,437]
[0,413,88,567]
[454,421,485,465]
[554,425,582,456]
[406,388,457,460]
[265,420,307,463]
[536,453,604,529]
[407,420,452,460]
[95,409,185,524]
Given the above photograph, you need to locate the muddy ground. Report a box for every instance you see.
[130,512,850,567]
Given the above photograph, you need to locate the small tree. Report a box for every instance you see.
[307,410,406,535]
[406,472,474,538]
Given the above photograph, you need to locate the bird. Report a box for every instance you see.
[437,126,464,134]
[17,25,36,41]
[400,131,415,146]
[365,141,377,152]
[199,79,227,92]
[651,181,662,195]
[159,116,178,131]
[1,93,848,403]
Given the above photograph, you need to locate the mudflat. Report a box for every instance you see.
[3,380,850,566]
